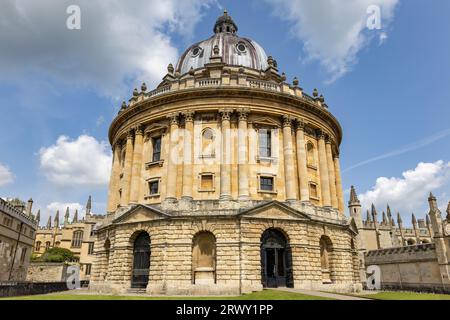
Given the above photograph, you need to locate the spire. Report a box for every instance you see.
[382,211,387,225]
[387,204,392,219]
[213,10,238,34]
[46,215,52,229]
[35,209,41,225]
[64,207,70,226]
[412,213,417,226]
[54,210,60,227]
[86,195,92,216]
[366,209,372,222]
[73,209,78,223]
[397,212,403,226]
[349,186,360,204]
[371,204,378,221]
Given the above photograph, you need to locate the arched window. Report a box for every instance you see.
[407,238,416,246]
[45,241,51,251]
[320,236,333,284]
[306,142,315,166]
[55,241,60,247]
[71,230,84,248]
[35,241,41,252]
[192,232,216,284]
[201,128,215,158]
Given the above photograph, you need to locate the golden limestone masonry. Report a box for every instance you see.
[89,11,361,295]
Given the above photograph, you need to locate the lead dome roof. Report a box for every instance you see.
[176,11,269,75]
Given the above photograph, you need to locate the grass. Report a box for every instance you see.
[359,291,450,300]
[2,289,333,300]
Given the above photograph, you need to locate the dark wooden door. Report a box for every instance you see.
[131,233,150,288]
[261,229,293,288]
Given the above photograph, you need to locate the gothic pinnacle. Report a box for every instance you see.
[73,209,78,223]
[397,212,403,225]
[86,195,92,216]
[349,186,360,204]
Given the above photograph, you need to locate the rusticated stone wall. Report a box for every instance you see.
[89,205,360,295]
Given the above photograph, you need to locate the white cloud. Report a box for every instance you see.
[0,0,216,96]
[359,161,450,218]
[39,135,112,187]
[0,163,14,187]
[264,0,399,82]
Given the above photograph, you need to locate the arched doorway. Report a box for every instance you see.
[131,232,151,288]
[260,229,293,288]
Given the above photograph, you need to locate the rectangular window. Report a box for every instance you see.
[260,177,274,192]
[152,136,162,162]
[88,242,94,255]
[259,129,272,157]
[149,180,160,195]
[200,174,214,191]
[309,183,318,199]
[85,264,92,276]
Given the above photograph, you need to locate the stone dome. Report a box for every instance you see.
[176,11,268,75]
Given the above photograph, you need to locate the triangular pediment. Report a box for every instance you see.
[251,116,281,128]
[238,201,310,221]
[113,205,170,224]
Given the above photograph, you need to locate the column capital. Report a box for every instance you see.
[167,112,180,126]
[237,108,250,121]
[282,115,293,128]
[236,108,250,121]
[133,124,144,136]
[295,118,306,130]
[126,129,134,139]
[325,136,332,144]
[183,110,195,122]
[316,129,326,140]
[219,109,233,121]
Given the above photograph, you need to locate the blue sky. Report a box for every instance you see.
[0,0,449,225]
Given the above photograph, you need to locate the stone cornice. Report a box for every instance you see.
[109,87,343,147]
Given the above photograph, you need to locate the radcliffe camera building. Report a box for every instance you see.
[90,11,361,295]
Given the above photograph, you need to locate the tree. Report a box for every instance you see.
[38,247,75,263]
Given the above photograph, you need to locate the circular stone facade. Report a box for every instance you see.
[90,11,361,295]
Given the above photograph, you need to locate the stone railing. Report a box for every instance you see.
[147,85,172,98]
[197,78,221,87]
[248,79,279,91]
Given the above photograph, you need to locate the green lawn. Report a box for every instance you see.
[360,291,450,300]
[2,289,333,300]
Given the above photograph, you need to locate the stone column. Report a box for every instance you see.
[334,155,345,213]
[121,130,134,206]
[182,111,195,201]
[237,109,250,200]
[219,109,233,201]
[317,130,331,207]
[165,113,180,202]
[295,120,309,202]
[282,115,297,201]
[107,142,121,212]
[325,139,338,209]
[129,125,144,204]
